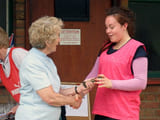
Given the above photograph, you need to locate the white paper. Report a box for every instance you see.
[60,29,81,45]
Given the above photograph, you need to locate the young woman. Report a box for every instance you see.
[86,7,148,120]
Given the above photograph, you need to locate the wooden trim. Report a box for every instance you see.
[25,0,30,50]
[148,78,160,85]
[13,0,16,40]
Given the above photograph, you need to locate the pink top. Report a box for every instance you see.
[85,57,147,91]
[92,39,147,120]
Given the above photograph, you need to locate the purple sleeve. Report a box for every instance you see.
[85,57,99,79]
[111,57,148,91]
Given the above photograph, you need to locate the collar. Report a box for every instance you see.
[0,48,11,64]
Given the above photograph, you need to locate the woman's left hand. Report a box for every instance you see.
[70,94,82,109]
[94,74,112,88]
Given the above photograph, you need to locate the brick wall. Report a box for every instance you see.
[0,86,16,113]
[140,85,160,120]
[15,0,25,47]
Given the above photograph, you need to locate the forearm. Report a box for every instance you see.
[37,86,77,107]
[59,87,75,96]
[9,105,19,114]
[60,84,89,96]
[47,92,76,106]
[85,57,99,79]
[111,57,148,91]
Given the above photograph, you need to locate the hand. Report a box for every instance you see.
[8,105,19,114]
[84,78,95,89]
[95,74,112,88]
[75,94,81,101]
[77,79,95,94]
[70,94,82,109]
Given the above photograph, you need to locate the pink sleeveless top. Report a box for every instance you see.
[92,39,145,120]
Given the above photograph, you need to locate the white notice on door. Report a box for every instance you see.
[60,29,81,45]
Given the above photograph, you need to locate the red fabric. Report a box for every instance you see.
[0,47,20,103]
[92,39,145,120]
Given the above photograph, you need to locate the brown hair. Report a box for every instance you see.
[0,27,9,48]
[106,7,136,38]
[99,7,136,55]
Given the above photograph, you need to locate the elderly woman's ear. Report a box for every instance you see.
[45,40,51,47]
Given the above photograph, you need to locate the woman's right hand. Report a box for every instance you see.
[95,74,112,88]
[70,94,82,109]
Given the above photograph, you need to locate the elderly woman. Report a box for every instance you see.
[15,16,90,120]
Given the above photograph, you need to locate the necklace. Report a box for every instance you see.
[113,38,131,50]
